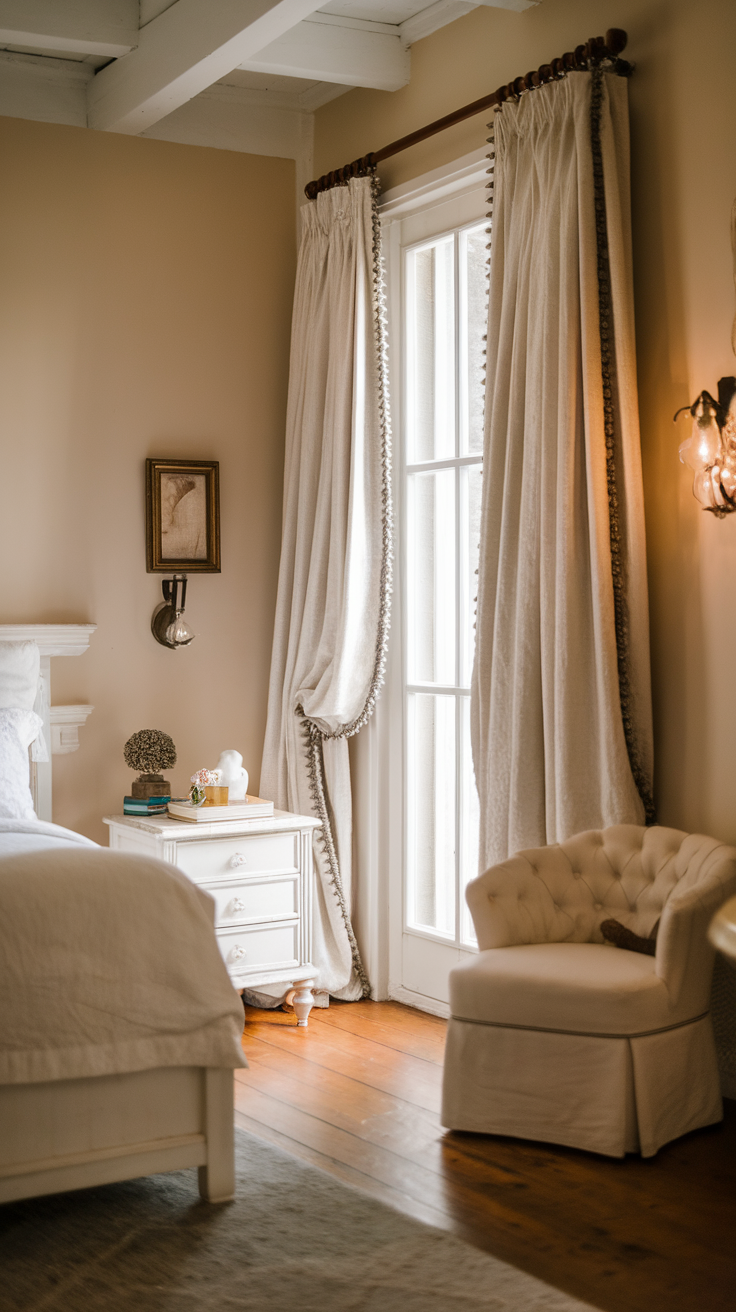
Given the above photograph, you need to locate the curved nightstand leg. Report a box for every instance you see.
[292,978,315,1027]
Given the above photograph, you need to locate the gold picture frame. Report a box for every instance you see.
[146,458,221,573]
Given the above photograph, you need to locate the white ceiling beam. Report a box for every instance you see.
[0,51,90,128]
[399,0,538,48]
[0,0,138,58]
[240,17,409,91]
[474,0,539,10]
[87,0,325,135]
[399,0,476,46]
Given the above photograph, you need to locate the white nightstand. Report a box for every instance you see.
[104,809,320,1026]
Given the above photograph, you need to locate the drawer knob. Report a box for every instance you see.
[227,944,247,964]
[227,897,247,915]
[229,853,247,868]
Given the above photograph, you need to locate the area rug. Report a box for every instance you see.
[1,1128,599,1311]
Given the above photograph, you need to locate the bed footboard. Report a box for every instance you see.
[0,1066,234,1205]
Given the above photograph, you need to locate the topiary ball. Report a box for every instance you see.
[123,729,177,775]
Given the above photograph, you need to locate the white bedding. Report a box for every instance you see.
[0,820,247,1085]
[0,817,98,858]
[0,709,43,820]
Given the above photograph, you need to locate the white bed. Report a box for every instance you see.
[0,642,246,1206]
[0,1058,236,1205]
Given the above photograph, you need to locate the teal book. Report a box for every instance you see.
[123,795,170,806]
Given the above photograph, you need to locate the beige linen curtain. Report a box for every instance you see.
[471,69,654,871]
[260,176,392,1003]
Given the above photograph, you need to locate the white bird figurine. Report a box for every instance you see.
[215,750,249,801]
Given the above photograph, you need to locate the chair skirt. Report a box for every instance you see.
[441,1013,722,1157]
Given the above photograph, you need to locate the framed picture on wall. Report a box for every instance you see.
[146,458,221,572]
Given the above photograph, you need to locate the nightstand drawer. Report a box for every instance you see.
[208,875,298,927]
[176,832,298,884]
[217,922,299,975]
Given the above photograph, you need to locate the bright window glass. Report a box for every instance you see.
[404,222,485,947]
[406,236,455,463]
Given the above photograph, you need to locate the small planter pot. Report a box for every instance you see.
[204,785,229,806]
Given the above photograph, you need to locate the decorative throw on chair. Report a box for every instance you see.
[471,68,654,871]
[261,175,392,1002]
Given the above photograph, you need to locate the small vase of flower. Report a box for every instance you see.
[190,768,228,807]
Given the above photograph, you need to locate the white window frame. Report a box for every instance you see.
[350,149,489,1014]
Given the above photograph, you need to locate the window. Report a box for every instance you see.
[403,220,486,952]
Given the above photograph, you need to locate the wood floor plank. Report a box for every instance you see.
[242,1013,442,1112]
[234,1080,449,1206]
[452,1130,734,1235]
[237,1001,736,1312]
[237,1033,440,1141]
[311,1000,447,1064]
[438,1131,736,1288]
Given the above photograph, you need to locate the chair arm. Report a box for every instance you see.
[656,856,736,1012]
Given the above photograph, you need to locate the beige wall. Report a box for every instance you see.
[316,0,736,843]
[0,117,295,842]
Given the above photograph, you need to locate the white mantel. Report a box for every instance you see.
[0,624,96,820]
[50,704,95,755]
[0,624,96,657]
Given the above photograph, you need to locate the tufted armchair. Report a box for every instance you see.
[441,825,736,1157]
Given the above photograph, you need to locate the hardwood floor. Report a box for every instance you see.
[236,999,736,1312]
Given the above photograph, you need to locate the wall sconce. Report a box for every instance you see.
[675,377,736,517]
[151,575,195,648]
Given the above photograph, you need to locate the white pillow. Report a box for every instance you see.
[0,709,42,820]
[0,642,40,711]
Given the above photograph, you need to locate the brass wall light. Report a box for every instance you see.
[676,201,736,517]
[151,575,195,648]
[675,378,736,517]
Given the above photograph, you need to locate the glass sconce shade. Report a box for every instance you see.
[676,386,736,517]
[151,575,195,648]
[678,395,722,472]
[691,466,725,512]
[165,611,195,646]
[719,438,736,503]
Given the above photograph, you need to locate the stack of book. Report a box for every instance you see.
[167,796,274,823]
[123,795,170,817]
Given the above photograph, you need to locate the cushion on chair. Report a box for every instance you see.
[466,825,730,951]
[448,942,684,1036]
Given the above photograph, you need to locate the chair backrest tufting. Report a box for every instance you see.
[466,825,735,951]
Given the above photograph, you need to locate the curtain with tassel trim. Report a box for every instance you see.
[471,69,654,872]
[259,175,392,1004]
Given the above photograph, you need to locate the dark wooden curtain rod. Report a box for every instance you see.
[305,27,629,199]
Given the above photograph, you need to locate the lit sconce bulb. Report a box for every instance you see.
[679,395,722,472]
[692,467,725,513]
[165,611,195,647]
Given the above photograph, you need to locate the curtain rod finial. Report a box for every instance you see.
[605,28,628,55]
